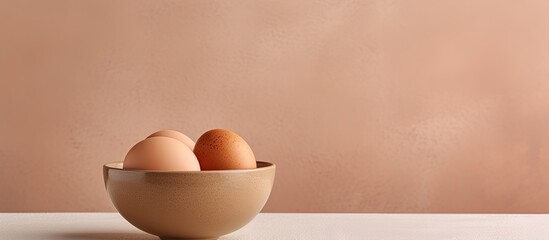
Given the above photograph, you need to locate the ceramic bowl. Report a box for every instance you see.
[103,161,275,239]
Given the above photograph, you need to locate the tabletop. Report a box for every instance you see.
[1,213,548,239]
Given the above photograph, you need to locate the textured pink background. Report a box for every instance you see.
[2,0,549,212]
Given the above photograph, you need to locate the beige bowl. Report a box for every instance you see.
[103,161,276,239]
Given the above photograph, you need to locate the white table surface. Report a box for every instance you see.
[1,213,548,239]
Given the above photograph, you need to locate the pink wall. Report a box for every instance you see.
[2,0,549,213]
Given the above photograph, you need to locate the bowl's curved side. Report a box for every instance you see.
[103,163,275,239]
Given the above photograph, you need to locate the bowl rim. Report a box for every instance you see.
[104,161,275,174]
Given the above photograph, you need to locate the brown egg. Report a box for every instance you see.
[193,129,256,170]
[124,136,200,171]
[148,130,195,150]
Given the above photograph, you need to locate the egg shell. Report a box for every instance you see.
[193,129,256,170]
[124,136,200,171]
[148,130,195,150]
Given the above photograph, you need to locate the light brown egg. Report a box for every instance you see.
[193,129,256,170]
[124,136,200,171]
[148,130,195,150]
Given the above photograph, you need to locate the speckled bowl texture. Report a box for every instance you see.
[103,161,276,239]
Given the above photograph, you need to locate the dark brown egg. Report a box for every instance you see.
[193,129,256,170]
